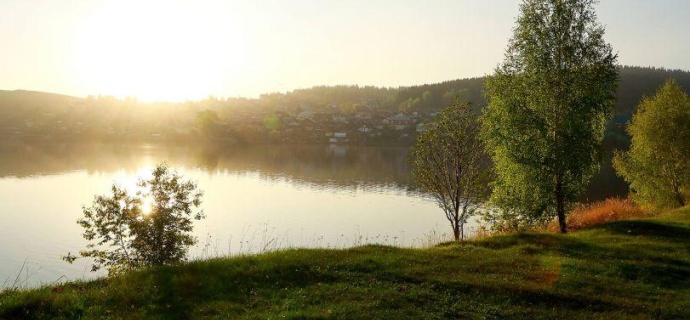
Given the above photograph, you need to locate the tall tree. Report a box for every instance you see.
[614,79,690,208]
[482,0,618,233]
[411,102,492,241]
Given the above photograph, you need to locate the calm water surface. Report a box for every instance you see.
[1,143,454,288]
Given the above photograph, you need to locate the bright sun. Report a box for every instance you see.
[140,197,153,216]
[71,1,239,102]
[114,165,155,215]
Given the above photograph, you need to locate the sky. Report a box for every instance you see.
[1,0,689,102]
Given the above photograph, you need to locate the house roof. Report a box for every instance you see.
[388,113,411,121]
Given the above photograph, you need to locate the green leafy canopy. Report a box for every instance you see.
[482,0,618,232]
[411,101,492,241]
[614,79,690,209]
[64,163,205,275]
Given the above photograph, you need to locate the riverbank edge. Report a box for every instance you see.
[1,206,689,319]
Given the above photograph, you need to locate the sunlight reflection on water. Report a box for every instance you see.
[0,143,463,288]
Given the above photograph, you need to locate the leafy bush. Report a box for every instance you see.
[64,163,204,275]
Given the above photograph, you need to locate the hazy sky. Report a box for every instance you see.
[1,0,689,101]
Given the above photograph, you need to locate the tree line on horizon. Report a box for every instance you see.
[1,65,689,142]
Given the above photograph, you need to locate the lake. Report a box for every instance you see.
[0,141,626,289]
[0,142,454,288]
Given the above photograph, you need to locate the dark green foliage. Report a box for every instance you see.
[411,102,492,240]
[614,66,690,116]
[483,0,618,232]
[394,78,486,112]
[614,79,690,208]
[196,109,222,138]
[4,207,690,319]
[64,163,204,275]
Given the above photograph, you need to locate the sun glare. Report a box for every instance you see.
[71,1,241,102]
[140,197,153,216]
[113,165,157,215]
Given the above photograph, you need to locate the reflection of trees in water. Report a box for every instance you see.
[0,142,412,189]
[198,144,413,189]
[0,142,624,200]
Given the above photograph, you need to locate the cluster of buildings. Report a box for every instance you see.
[225,108,438,145]
[1,101,440,146]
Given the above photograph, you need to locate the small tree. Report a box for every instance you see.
[64,163,204,275]
[411,102,492,241]
[614,79,690,208]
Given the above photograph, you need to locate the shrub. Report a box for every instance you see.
[64,163,204,275]
[547,198,648,232]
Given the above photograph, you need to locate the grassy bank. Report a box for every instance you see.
[2,207,689,319]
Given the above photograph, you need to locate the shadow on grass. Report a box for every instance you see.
[446,280,619,313]
[588,219,690,244]
[470,232,595,254]
[127,252,345,317]
[152,266,191,320]
[467,219,690,291]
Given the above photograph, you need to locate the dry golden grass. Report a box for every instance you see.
[471,227,494,240]
[548,198,650,232]
[469,226,515,240]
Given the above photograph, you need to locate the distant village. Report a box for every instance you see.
[211,106,439,145]
[1,98,440,146]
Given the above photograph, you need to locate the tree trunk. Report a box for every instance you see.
[453,191,461,241]
[673,183,686,207]
[556,177,567,234]
[452,206,461,241]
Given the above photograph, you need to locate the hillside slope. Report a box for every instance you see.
[2,206,689,319]
[2,66,689,120]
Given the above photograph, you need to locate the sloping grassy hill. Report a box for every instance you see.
[2,207,689,319]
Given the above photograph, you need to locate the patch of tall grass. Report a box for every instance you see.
[548,198,650,232]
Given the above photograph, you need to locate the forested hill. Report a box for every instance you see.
[614,66,690,115]
[262,66,690,116]
[0,90,82,121]
[0,66,689,143]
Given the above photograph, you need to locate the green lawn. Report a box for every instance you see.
[2,207,689,319]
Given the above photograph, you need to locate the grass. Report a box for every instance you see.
[1,207,690,319]
[547,198,651,232]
